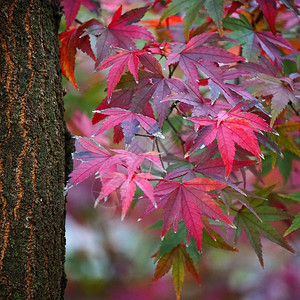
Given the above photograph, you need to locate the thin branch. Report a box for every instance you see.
[166,117,186,155]
[60,6,83,25]
[155,138,165,170]
[157,140,170,168]
[148,137,157,174]
[175,103,188,117]
[289,101,299,115]
[152,137,156,151]
[168,65,172,78]
[168,63,178,78]
[135,133,153,138]
[75,18,83,25]
[158,139,169,155]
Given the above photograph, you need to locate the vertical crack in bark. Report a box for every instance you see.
[0,0,17,270]
[0,35,14,140]
[26,137,38,300]
[14,0,34,220]
[2,0,18,139]
[0,0,28,280]
[0,160,10,271]
[26,211,34,300]
[7,0,18,45]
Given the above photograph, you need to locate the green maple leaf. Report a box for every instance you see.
[205,0,224,35]
[223,14,260,62]
[172,249,185,300]
[153,244,201,300]
[160,0,205,38]
[285,192,300,236]
[203,229,238,252]
[254,75,299,126]
[158,222,186,258]
[234,206,295,267]
[224,14,295,64]
[285,213,300,236]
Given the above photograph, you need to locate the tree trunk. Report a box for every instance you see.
[0,0,68,298]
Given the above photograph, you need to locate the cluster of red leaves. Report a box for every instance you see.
[61,0,300,298]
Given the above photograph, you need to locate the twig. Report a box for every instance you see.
[175,104,188,117]
[166,117,186,155]
[289,101,299,115]
[168,63,178,78]
[157,140,170,168]
[152,137,156,151]
[148,137,157,174]
[135,133,153,138]
[155,138,165,169]
[75,18,83,25]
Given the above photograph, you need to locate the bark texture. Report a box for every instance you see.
[0,0,67,298]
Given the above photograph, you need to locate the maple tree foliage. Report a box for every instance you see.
[60,0,300,298]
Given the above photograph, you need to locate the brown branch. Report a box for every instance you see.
[168,63,178,78]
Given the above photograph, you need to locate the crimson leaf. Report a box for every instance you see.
[94,108,164,144]
[188,109,272,176]
[83,6,154,67]
[144,178,232,251]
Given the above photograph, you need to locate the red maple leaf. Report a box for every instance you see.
[97,172,158,219]
[111,149,164,178]
[92,89,137,124]
[94,108,164,144]
[165,33,244,87]
[162,81,231,117]
[127,71,186,125]
[143,41,171,56]
[256,0,277,34]
[95,149,162,219]
[241,68,300,125]
[256,31,296,63]
[108,57,187,125]
[194,158,255,180]
[188,108,272,176]
[163,144,255,188]
[69,141,163,218]
[98,49,162,99]
[83,6,154,67]
[67,137,112,189]
[144,178,232,250]
[62,0,100,29]
[59,19,97,88]
[92,90,158,143]
[206,66,260,105]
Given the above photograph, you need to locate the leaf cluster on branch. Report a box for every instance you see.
[60,0,300,298]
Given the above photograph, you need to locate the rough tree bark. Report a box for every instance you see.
[0,0,69,298]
